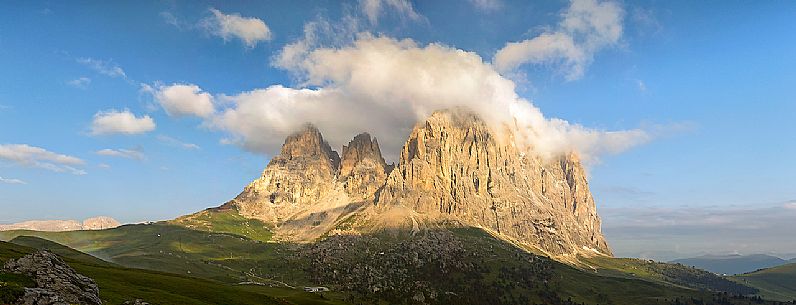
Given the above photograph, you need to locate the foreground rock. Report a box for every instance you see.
[3,250,102,305]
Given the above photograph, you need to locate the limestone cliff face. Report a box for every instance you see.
[232,124,342,223]
[376,110,610,256]
[223,109,610,257]
[339,133,389,200]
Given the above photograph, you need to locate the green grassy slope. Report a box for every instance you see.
[580,256,757,295]
[0,222,301,285]
[171,207,273,242]
[0,238,347,305]
[732,263,796,301]
[0,214,778,305]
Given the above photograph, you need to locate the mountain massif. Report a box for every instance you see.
[220,109,609,258]
[4,109,787,305]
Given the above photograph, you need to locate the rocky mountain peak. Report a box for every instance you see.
[340,132,389,199]
[230,125,342,223]
[279,124,341,172]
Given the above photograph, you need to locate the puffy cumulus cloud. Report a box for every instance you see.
[90,109,156,136]
[0,144,86,175]
[202,8,272,48]
[147,84,214,118]
[202,35,648,162]
[95,148,145,161]
[77,58,127,79]
[494,0,624,80]
[0,176,26,184]
[360,0,422,25]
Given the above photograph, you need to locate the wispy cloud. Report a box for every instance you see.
[95,148,146,161]
[0,176,26,184]
[66,77,91,89]
[200,8,272,48]
[469,0,503,12]
[0,144,86,175]
[90,109,155,136]
[494,0,624,80]
[635,79,647,92]
[360,0,422,25]
[157,135,200,150]
[77,58,127,79]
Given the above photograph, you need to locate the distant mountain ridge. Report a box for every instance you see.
[672,254,788,275]
[0,216,120,232]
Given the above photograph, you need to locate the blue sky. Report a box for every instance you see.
[1,0,794,259]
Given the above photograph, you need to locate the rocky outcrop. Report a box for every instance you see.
[80,217,120,230]
[339,133,389,200]
[375,110,610,256]
[0,217,120,232]
[4,250,102,305]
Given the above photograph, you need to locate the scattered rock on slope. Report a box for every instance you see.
[3,250,102,305]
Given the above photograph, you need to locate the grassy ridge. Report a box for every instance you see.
[732,263,796,301]
[0,222,300,285]
[0,238,347,305]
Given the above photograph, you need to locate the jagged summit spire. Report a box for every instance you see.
[279,124,341,172]
[340,132,389,199]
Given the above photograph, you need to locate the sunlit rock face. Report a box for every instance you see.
[339,133,389,200]
[231,124,343,223]
[224,109,610,257]
[376,110,610,256]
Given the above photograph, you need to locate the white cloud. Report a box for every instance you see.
[0,144,86,175]
[202,8,272,48]
[0,176,26,184]
[146,84,214,118]
[157,135,200,150]
[360,0,422,25]
[66,77,91,89]
[469,0,503,12]
[204,35,648,162]
[90,109,156,136]
[784,201,796,210]
[77,58,127,79]
[494,0,624,80]
[96,148,145,161]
